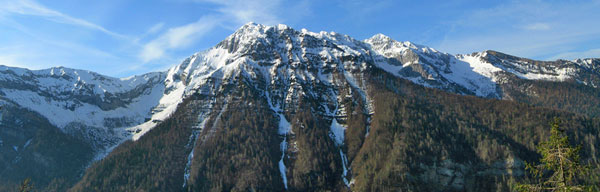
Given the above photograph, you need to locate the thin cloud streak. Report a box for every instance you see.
[139,0,285,62]
[4,18,118,59]
[194,0,283,25]
[0,0,127,39]
[147,22,165,34]
[524,23,551,31]
[140,16,221,62]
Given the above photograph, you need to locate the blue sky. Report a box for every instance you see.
[0,0,599,77]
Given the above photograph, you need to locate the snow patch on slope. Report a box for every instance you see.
[330,115,351,187]
[278,114,292,135]
[328,100,352,187]
[278,114,291,190]
[0,66,168,134]
[509,66,574,81]
[2,86,162,129]
[330,117,346,146]
[183,112,210,187]
[130,78,184,140]
[444,54,502,97]
[130,46,241,141]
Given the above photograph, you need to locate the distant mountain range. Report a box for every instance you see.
[1,23,598,191]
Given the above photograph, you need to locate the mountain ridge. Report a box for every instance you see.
[1,23,599,148]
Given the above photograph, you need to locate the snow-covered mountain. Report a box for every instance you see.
[366,33,600,97]
[72,23,600,191]
[3,22,600,191]
[167,22,600,115]
[1,22,599,159]
[0,66,175,158]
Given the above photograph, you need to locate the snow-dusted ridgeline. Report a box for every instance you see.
[0,66,178,158]
[1,22,598,168]
[366,34,599,98]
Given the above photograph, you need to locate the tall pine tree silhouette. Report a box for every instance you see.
[517,118,592,192]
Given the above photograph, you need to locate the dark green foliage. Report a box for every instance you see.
[19,178,34,192]
[587,166,600,191]
[68,65,600,191]
[70,98,200,191]
[44,178,70,192]
[0,104,94,191]
[517,118,596,191]
[348,68,600,191]
[501,79,600,118]
[341,86,369,163]
[188,80,283,191]
[72,77,287,191]
[287,102,343,191]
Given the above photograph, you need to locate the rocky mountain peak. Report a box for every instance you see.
[365,33,439,56]
[366,33,393,43]
[215,22,297,53]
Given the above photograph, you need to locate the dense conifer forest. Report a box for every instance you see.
[0,105,93,192]
[67,67,600,191]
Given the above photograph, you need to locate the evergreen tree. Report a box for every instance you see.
[19,178,34,192]
[517,118,592,192]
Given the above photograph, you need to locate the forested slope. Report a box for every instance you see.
[70,67,600,191]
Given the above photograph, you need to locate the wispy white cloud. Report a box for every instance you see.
[0,0,126,39]
[195,0,283,25]
[139,0,287,62]
[523,23,550,31]
[140,16,220,62]
[0,0,300,74]
[147,22,165,34]
[3,18,117,58]
[133,22,166,44]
